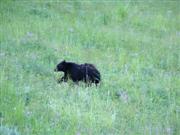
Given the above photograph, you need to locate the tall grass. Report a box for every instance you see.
[0,1,179,135]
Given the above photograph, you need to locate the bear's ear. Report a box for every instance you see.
[63,60,66,63]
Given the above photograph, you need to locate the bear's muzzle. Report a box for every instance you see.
[54,68,58,72]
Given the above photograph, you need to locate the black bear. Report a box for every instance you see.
[54,60,101,85]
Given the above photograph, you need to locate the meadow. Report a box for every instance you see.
[0,0,179,135]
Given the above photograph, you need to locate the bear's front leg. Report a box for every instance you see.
[57,73,68,83]
[57,76,67,83]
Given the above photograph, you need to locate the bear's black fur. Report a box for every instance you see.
[54,60,101,85]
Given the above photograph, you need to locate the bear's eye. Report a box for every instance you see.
[58,65,63,69]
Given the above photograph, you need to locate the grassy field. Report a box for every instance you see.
[0,0,180,135]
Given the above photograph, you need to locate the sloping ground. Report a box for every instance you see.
[0,1,179,135]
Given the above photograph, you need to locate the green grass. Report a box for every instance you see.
[0,0,179,135]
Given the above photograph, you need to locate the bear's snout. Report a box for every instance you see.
[54,68,58,72]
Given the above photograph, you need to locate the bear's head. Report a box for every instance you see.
[54,60,66,72]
